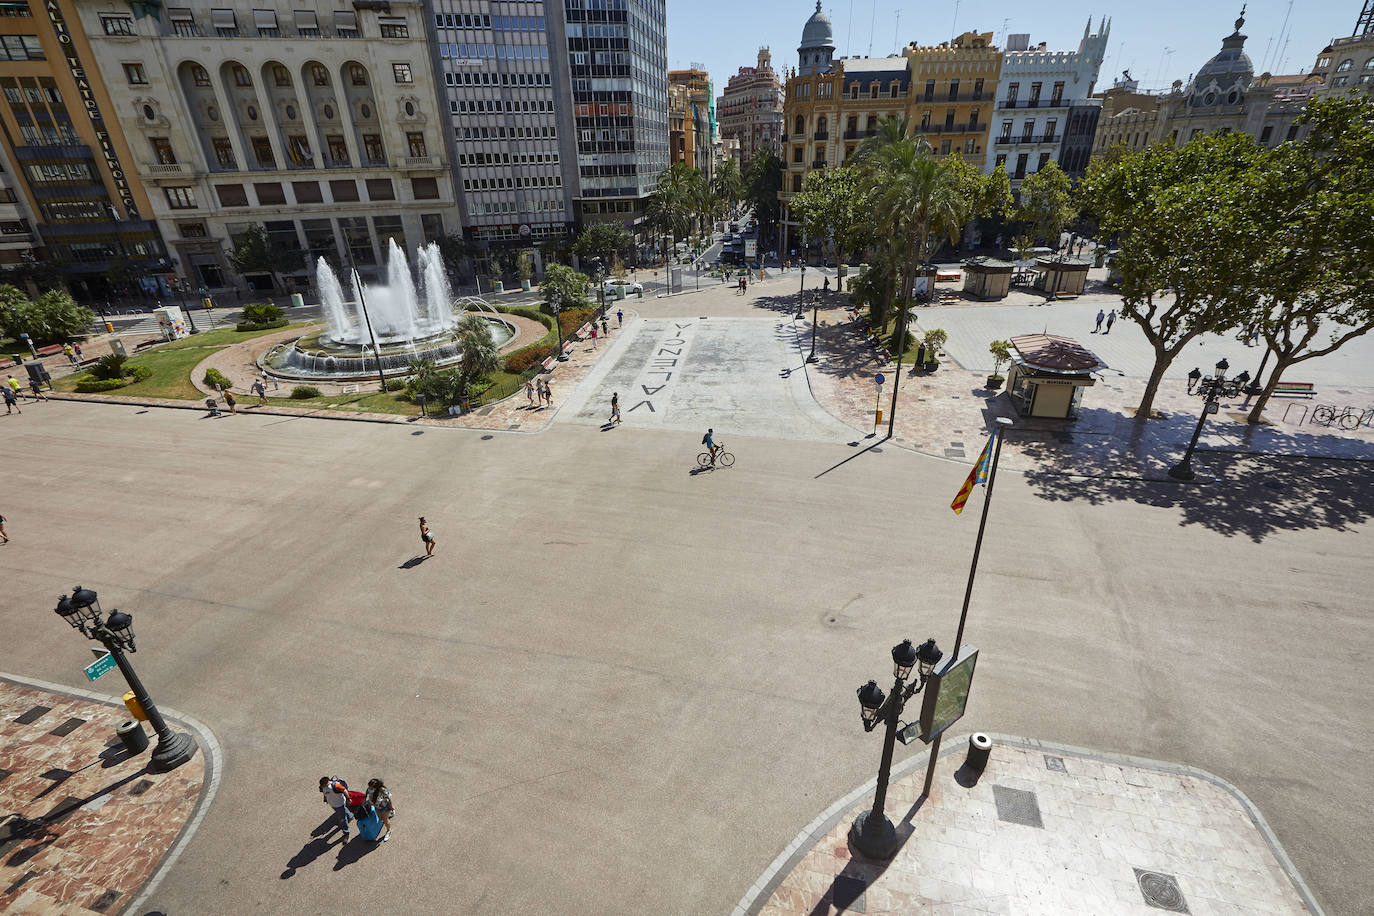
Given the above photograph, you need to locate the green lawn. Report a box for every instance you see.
[262,389,420,416]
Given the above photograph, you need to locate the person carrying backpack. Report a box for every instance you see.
[319,776,353,843]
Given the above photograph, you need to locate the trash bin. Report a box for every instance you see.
[122,691,148,721]
[116,719,149,755]
[290,293,304,308]
[104,321,114,333]
[966,732,992,772]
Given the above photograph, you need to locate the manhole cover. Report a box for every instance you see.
[1044,755,1067,772]
[832,874,866,912]
[944,448,966,457]
[1134,868,1189,912]
[14,706,50,725]
[992,785,1044,828]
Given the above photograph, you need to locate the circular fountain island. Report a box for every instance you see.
[262,240,516,383]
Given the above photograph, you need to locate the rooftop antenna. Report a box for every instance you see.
[1267,0,1294,73]
[845,0,854,56]
[866,0,876,56]
[1152,47,1175,91]
[1000,17,1009,47]
[894,9,901,53]
[950,0,960,42]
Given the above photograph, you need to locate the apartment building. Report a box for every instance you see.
[716,47,783,169]
[668,66,710,173]
[77,0,456,292]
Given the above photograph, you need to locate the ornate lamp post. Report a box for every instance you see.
[1170,357,1250,481]
[53,587,196,771]
[850,637,943,859]
[345,260,388,393]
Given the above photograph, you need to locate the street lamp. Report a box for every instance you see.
[850,637,943,859]
[1169,357,1250,481]
[346,260,388,393]
[53,587,197,771]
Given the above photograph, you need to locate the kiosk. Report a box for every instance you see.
[1005,333,1105,419]
[962,257,1015,300]
[1034,255,1091,296]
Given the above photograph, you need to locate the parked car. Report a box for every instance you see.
[603,278,644,293]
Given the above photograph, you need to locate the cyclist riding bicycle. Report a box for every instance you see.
[702,428,720,466]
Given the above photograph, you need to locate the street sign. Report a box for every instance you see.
[1206,402,1220,414]
[914,644,979,744]
[874,373,885,386]
[85,652,116,682]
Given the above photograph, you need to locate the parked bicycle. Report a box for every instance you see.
[1309,404,1369,430]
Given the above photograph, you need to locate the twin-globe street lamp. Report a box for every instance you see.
[1169,357,1250,481]
[850,637,944,859]
[53,587,197,771]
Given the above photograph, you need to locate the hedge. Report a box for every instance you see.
[128,364,153,382]
[204,367,233,390]
[290,385,321,399]
[236,318,290,332]
[75,376,130,392]
[504,342,557,373]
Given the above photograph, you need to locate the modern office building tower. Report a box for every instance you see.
[77,0,457,293]
[717,48,783,169]
[0,0,165,299]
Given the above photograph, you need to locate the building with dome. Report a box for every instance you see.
[797,1,835,76]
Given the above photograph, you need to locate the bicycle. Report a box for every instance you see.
[1309,404,1364,430]
[696,445,735,469]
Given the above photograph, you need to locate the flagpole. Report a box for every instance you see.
[923,416,1013,798]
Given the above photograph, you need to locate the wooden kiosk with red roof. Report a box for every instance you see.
[1004,333,1106,419]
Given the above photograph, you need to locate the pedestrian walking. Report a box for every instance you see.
[1104,309,1116,334]
[2,385,19,415]
[524,379,535,408]
[366,778,394,842]
[418,516,435,557]
[251,379,267,405]
[27,378,47,401]
[823,277,830,293]
[543,378,553,407]
[616,309,623,327]
[0,511,8,543]
[535,378,547,408]
[319,776,353,843]
[1094,309,1105,333]
[223,390,237,414]
[73,343,83,362]
[590,325,598,349]
[600,317,609,337]
[62,344,77,367]
[6,374,22,400]
[610,392,620,425]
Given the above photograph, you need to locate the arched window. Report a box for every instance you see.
[1364,58,1374,69]
[1336,58,1353,72]
[349,64,368,86]
[191,65,210,87]
[272,65,290,86]
[310,64,329,86]
[794,114,804,134]
[816,116,827,135]
[232,65,251,87]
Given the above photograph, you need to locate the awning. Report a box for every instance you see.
[253,9,277,29]
[210,8,236,28]
[333,10,357,30]
[167,6,193,18]
[293,9,317,28]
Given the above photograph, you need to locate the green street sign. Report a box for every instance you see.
[85,652,116,682]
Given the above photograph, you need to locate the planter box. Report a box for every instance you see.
[986,375,1004,390]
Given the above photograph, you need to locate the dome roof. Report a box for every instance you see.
[800,0,834,50]
[1193,13,1254,89]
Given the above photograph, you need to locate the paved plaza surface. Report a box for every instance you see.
[0,276,1371,914]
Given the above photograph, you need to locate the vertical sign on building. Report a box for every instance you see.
[44,0,140,218]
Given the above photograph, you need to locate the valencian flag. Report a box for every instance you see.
[950,433,995,514]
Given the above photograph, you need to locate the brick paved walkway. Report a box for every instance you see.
[739,736,1318,916]
[0,676,214,915]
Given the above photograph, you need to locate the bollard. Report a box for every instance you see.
[966,732,992,773]
[116,719,149,756]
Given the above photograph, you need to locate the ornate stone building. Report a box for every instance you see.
[1309,2,1374,99]
[668,67,711,173]
[716,47,783,169]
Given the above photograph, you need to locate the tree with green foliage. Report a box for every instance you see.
[453,313,501,397]
[1016,161,1077,247]
[539,263,591,313]
[744,149,783,246]
[0,288,95,344]
[1079,132,1265,417]
[1238,96,1374,423]
[229,225,304,291]
[789,165,873,283]
[712,158,745,214]
[572,223,634,271]
[436,233,477,279]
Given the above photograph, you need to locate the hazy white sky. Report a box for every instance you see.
[667,0,1360,96]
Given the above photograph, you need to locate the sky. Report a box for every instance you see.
[666,0,1361,97]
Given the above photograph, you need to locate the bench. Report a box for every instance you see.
[562,339,576,354]
[1272,381,1315,399]
[134,338,162,351]
[935,270,961,283]
[339,384,360,394]
[541,355,557,372]
[575,323,592,339]
[36,344,63,357]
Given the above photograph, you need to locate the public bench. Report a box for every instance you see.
[1272,381,1315,399]
[36,344,63,357]
[134,338,162,351]
[575,323,592,339]
[935,270,961,283]
[541,355,558,372]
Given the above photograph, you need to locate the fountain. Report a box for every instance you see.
[262,241,516,382]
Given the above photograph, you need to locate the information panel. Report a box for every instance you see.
[917,644,979,744]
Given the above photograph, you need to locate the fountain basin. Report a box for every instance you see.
[262,317,516,382]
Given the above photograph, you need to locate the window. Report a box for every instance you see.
[890,83,898,98]
[1006,82,1018,105]
[1044,119,1057,142]
[1333,76,1348,88]
[169,9,197,36]
[948,79,959,101]
[794,115,803,134]
[211,8,237,36]
[406,132,426,157]
[349,64,368,86]
[165,186,196,208]
[1286,124,1299,141]
[177,221,208,237]
[251,137,274,166]
[378,16,408,37]
[1051,81,1065,105]
[1365,58,1374,69]
[216,183,249,206]
[232,65,252,87]
[1021,119,1035,141]
[292,181,322,203]
[0,1,31,16]
[421,213,444,243]
[411,177,438,199]
[973,78,984,100]
[791,174,802,192]
[994,153,1007,169]
[1336,58,1353,72]
[151,137,176,164]
[392,63,412,84]
[254,182,286,205]
[1014,153,1028,178]
[294,10,319,36]
[123,63,147,85]
[999,120,1012,142]
[212,137,235,168]
[253,9,279,36]
[330,179,359,201]
[363,134,385,163]
[0,34,43,59]
[272,65,290,86]
[1260,125,1273,143]
[792,145,802,163]
[365,178,394,201]
[968,110,979,130]
[101,15,135,34]
[944,108,955,129]
[939,139,951,155]
[326,135,348,163]
[309,64,329,87]
[287,135,311,164]
[1036,152,1051,171]
[924,79,935,101]
[920,110,932,130]
[964,138,976,155]
[191,64,211,86]
[1029,82,1042,106]
[334,10,358,36]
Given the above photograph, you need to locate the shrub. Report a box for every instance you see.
[504,342,556,373]
[127,364,153,382]
[290,385,321,399]
[241,302,283,324]
[75,376,130,392]
[90,352,128,380]
[499,305,553,329]
[384,377,406,391]
[236,317,289,332]
[203,367,233,391]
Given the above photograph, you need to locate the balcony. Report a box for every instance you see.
[810,159,826,169]
[813,131,828,140]
[843,129,876,139]
[403,155,438,168]
[999,100,1018,109]
[995,135,1056,146]
[363,158,389,168]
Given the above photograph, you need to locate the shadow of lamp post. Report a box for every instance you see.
[53,587,196,771]
[850,637,943,859]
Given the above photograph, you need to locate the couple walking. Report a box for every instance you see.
[319,776,395,843]
[1093,309,1117,334]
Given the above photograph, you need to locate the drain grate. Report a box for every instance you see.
[992,785,1044,828]
[14,706,51,725]
[48,717,87,737]
[1044,755,1067,772]
[831,875,867,913]
[944,448,966,457]
[1134,868,1189,912]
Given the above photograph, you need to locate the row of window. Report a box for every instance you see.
[565,23,627,38]
[1002,81,1065,106]
[184,62,375,91]
[470,199,563,215]
[457,151,559,165]
[460,175,562,191]
[445,70,551,87]
[992,151,1054,178]
[456,125,556,140]
[161,176,443,211]
[166,8,357,38]
[3,84,60,104]
[0,34,43,60]
[0,1,30,17]
[434,13,492,29]
[154,130,426,169]
[438,43,549,60]
[451,98,554,114]
[997,119,1058,143]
